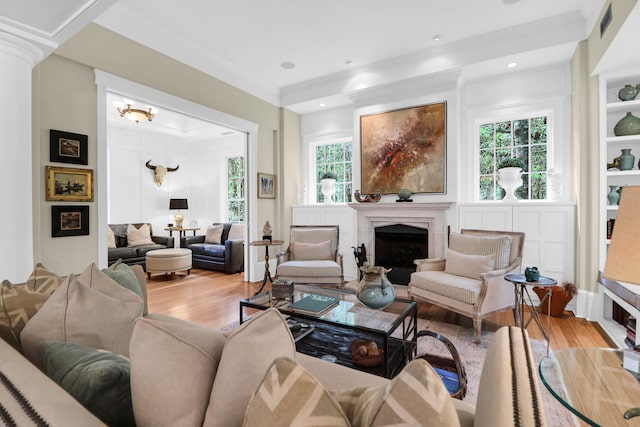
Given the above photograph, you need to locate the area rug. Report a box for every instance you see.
[222,317,579,426]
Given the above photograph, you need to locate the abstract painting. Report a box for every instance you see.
[360,102,446,194]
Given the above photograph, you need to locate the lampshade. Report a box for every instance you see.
[169,199,188,210]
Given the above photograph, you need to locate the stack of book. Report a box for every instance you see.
[289,294,339,316]
[626,316,637,349]
[607,219,616,240]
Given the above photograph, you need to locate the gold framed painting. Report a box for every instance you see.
[258,173,276,199]
[46,166,94,202]
[360,101,447,195]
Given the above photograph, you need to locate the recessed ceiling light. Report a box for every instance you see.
[507,62,518,68]
[432,34,443,41]
[319,103,326,107]
[345,60,353,66]
[281,61,296,70]
[503,0,522,4]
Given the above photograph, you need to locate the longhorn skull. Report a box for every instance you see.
[145,160,179,187]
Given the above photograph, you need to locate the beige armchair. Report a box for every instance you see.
[408,229,525,343]
[275,225,344,288]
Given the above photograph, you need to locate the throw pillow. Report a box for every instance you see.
[21,263,144,369]
[292,240,333,260]
[331,359,461,427]
[205,308,296,427]
[227,223,245,240]
[129,314,227,427]
[107,226,117,249]
[0,279,50,352]
[0,263,64,352]
[205,224,225,244]
[103,262,144,301]
[448,232,512,269]
[243,357,350,427]
[444,249,496,280]
[42,340,135,427]
[126,223,154,247]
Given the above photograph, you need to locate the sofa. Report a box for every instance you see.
[108,223,174,269]
[0,262,546,426]
[181,222,244,273]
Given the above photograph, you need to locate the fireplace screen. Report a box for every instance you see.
[374,224,427,285]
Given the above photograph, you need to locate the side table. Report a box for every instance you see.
[164,226,200,239]
[249,239,284,295]
[505,273,556,353]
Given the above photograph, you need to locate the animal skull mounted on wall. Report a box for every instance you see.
[145,160,179,187]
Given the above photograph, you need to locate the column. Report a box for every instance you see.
[0,32,42,282]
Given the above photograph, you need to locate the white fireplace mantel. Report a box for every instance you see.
[348,202,454,263]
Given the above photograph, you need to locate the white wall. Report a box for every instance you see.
[107,126,245,241]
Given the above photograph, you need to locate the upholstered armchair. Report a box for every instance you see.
[275,225,344,288]
[409,229,525,343]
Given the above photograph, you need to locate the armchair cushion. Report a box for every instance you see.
[291,240,333,260]
[449,233,511,269]
[410,271,481,305]
[444,249,495,280]
[276,260,342,278]
[290,227,338,258]
[205,224,224,244]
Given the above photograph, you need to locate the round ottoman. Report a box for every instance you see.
[146,248,192,279]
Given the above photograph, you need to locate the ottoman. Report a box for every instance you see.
[146,248,192,279]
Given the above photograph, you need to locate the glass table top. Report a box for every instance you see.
[241,285,415,334]
[539,347,640,427]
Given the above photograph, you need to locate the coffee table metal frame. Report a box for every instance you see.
[240,285,417,378]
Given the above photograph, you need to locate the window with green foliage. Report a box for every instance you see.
[478,116,549,201]
[227,156,245,222]
[314,140,353,203]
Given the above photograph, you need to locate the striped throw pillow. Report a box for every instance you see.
[449,233,512,269]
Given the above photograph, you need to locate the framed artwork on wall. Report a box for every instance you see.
[258,173,276,199]
[50,129,88,165]
[45,166,94,202]
[360,101,447,195]
[51,205,89,237]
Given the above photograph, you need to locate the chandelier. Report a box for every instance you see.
[113,100,157,123]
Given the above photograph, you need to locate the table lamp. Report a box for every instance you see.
[169,198,188,229]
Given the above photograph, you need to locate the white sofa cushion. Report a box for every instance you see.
[277,260,342,277]
[205,308,296,427]
[449,233,512,269]
[444,249,495,280]
[292,240,333,260]
[129,313,227,427]
[20,263,143,369]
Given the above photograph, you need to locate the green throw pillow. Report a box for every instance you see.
[42,340,135,427]
[102,262,144,301]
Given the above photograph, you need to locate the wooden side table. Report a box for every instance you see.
[164,226,200,239]
[249,239,284,295]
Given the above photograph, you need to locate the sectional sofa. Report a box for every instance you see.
[0,262,546,426]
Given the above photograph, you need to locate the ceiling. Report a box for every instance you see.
[93,0,608,114]
[0,0,618,116]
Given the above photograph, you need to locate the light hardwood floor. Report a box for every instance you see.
[146,268,614,350]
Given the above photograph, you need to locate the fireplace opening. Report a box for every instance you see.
[374,224,427,285]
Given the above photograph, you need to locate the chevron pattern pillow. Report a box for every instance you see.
[243,357,350,427]
[0,264,64,352]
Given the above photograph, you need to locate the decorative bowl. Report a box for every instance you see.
[350,339,384,367]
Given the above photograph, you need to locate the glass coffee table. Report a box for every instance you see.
[539,347,640,426]
[240,285,417,378]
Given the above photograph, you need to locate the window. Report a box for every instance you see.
[314,140,353,203]
[479,115,549,200]
[227,156,245,222]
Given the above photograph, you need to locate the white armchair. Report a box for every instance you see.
[275,225,344,288]
[409,229,525,343]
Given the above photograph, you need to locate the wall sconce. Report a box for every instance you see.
[113,99,157,123]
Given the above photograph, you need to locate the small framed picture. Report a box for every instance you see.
[258,173,276,199]
[50,129,88,165]
[51,205,89,237]
[45,166,94,202]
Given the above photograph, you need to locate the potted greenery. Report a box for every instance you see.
[497,157,526,201]
[319,171,337,204]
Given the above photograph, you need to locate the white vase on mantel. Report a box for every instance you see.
[320,179,336,204]
[498,167,523,201]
